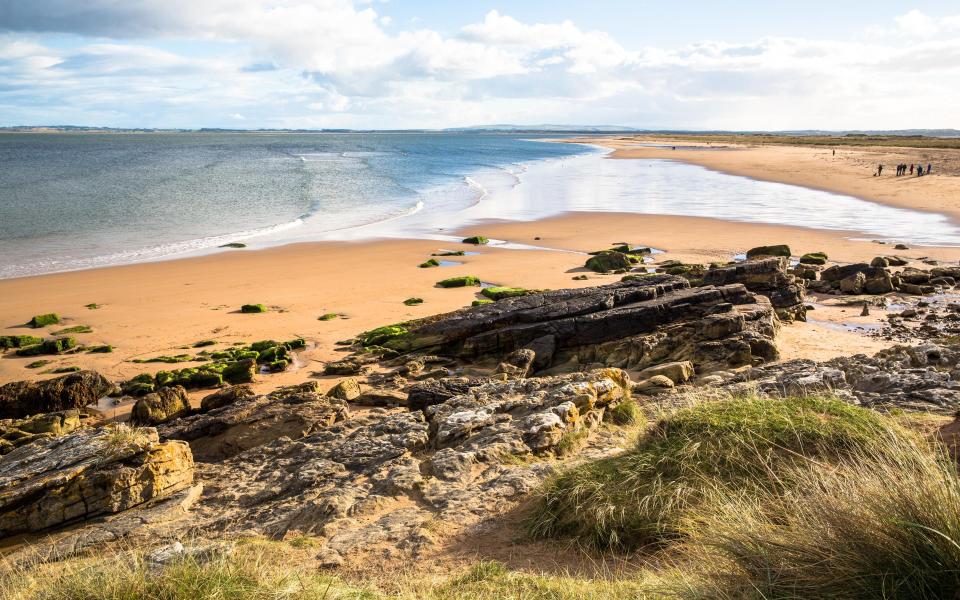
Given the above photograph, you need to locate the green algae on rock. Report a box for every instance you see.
[404,298,424,306]
[419,258,441,268]
[318,313,339,321]
[53,325,93,335]
[585,251,632,273]
[437,276,481,288]
[480,286,543,300]
[461,236,490,245]
[28,313,60,328]
[241,304,268,313]
[746,244,791,259]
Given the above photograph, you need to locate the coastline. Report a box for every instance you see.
[571,135,960,223]
[5,210,960,393]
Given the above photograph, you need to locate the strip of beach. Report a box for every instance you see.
[3,136,960,404]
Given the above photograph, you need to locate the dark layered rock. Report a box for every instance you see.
[0,371,115,419]
[0,409,98,455]
[392,275,778,374]
[157,382,348,461]
[703,257,806,322]
[0,426,193,537]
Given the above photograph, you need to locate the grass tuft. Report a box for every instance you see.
[527,394,905,550]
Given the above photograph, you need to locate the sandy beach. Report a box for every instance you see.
[4,203,960,402]
[577,135,960,221]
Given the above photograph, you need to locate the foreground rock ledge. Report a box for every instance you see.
[0,426,194,537]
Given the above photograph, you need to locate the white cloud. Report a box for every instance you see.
[0,4,958,129]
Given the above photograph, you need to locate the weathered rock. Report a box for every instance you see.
[899,268,932,285]
[0,426,193,536]
[839,272,866,294]
[407,378,484,412]
[0,409,96,455]
[711,344,960,414]
[0,371,116,419]
[327,378,362,401]
[746,245,791,259]
[585,251,632,273]
[323,359,366,376]
[822,263,871,283]
[703,257,806,321]
[631,375,676,395]
[637,360,695,384]
[354,389,408,407]
[389,275,778,375]
[157,383,348,461]
[130,386,190,426]
[495,348,536,379]
[200,385,255,413]
[863,268,895,294]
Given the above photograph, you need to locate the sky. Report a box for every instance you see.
[0,1,959,130]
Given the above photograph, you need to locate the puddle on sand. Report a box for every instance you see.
[91,395,136,419]
[438,260,462,267]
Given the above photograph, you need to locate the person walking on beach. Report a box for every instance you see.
[877,164,883,176]
[910,164,914,175]
[928,163,932,174]
[918,165,924,176]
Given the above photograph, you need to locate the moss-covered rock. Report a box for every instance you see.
[746,244,791,259]
[286,338,307,350]
[585,251,632,273]
[419,258,440,268]
[437,276,481,288]
[193,340,216,348]
[472,299,494,306]
[480,286,541,300]
[28,313,60,328]
[240,304,268,313]
[318,313,338,321]
[50,366,81,374]
[53,325,92,335]
[361,325,410,348]
[16,337,76,357]
[404,297,424,306]
[84,303,100,310]
[799,252,828,265]
[0,335,43,349]
[131,354,194,364]
[462,236,490,245]
[25,360,52,369]
[432,250,465,256]
[86,345,113,353]
[222,359,256,384]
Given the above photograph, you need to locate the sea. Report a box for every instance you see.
[2,132,959,279]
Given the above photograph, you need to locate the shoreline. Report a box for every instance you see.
[4,210,960,392]
[571,135,960,224]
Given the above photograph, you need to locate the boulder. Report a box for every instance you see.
[631,375,676,395]
[326,378,362,401]
[638,360,695,384]
[354,389,408,407]
[495,348,536,379]
[839,272,866,294]
[130,386,191,426]
[200,385,255,412]
[745,244,791,259]
[799,252,828,265]
[863,268,895,294]
[821,263,871,283]
[0,426,193,537]
[584,251,632,273]
[0,371,115,419]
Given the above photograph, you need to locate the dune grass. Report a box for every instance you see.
[666,433,960,599]
[526,394,905,551]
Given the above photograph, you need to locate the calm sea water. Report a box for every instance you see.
[2,132,959,279]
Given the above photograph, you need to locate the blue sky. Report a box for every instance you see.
[1,1,958,129]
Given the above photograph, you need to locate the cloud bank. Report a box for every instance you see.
[0,1,958,129]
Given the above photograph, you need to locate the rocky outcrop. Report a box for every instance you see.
[0,371,115,419]
[199,385,255,412]
[706,344,960,414]
[805,262,958,296]
[0,409,99,455]
[703,257,807,322]
[177,369,633,565]
[382,275,778,375]
[130,386,191,426]
[157,382,348,461]
[0,426,193,537]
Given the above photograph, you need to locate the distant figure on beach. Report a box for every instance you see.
[896,164,901,176]
[877,164,883,176]
[832,149,836,156]
[928,163,932,174]
[918,165,924,176]
[910,164,914,175]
